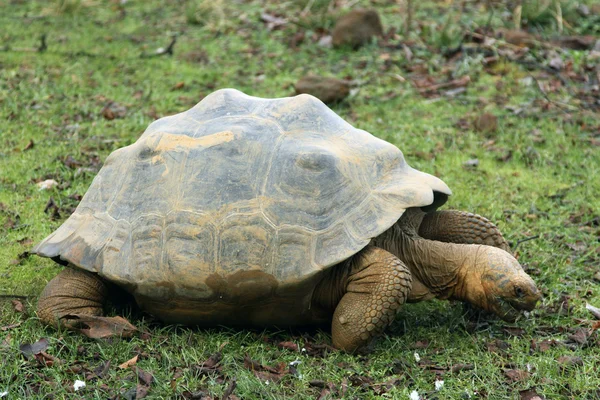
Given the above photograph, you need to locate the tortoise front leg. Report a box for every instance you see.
[327,246,412,352]
[38,268,136,338]
[418,210,511,252]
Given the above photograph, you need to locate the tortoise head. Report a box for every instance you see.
[465,247,540,321]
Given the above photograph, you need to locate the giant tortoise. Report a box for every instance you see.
[33,89,540,352]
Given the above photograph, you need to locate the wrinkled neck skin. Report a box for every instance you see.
[371,208,484,305]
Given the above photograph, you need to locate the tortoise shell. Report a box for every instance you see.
[33,89,450,302]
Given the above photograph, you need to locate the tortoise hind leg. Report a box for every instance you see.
[38,268,136,338]
[329,246,412,352]
[38,268,107,328]
[418,210,511,252]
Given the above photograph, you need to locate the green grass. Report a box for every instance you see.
[1,0,599,398]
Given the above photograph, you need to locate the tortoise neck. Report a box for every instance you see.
[372,215,476,301]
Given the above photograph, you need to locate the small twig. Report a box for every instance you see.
[141,36,178,58]
[512,235,540,251]
[0,294,31,300]
[417,75,471,93]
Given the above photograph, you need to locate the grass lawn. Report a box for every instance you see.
[1,0,599,398]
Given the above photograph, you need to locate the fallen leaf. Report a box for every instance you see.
[23,139,34,151]
[119,355,139,369]
[243,354,288,383]
[487,339,510,353]
[349,374,374,388]
[35,351,60,367]
[301,340,335,357]
[172,82,185,90]
[11,300,24,313]
[566,241,587,252]
[260,12,287,31]
[277,341,299,352]
[520,388,545,400]
[61,155,82,169]
[372,378,402,395]
[557,355,583,367]
[62,314,137,339]
[222,378,237,400]
[503,326,526,337]
[503,369,529,382]
[135,367,154,386]
[567,328,589,346]
[530,339,557,353]
[586,303,600,320]
[135,384,150,399]
[101,101,127,120]
[194,351,222,375]
[20,338,49,360]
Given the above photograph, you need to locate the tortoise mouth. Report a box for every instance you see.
[493,297,525,322]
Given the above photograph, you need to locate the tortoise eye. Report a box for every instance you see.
[514,286,525,298]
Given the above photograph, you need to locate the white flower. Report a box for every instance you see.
[36,179,59,190]
[527,363,532,372]
[435,380,444,391]
[289,360,301,367]
[409,390,420,400]
[73,380,86,391]
[413,352,421,362]
[0,391,8,398]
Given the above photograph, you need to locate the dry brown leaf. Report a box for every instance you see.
[277,341,299,352]
[11,300,24,313]
[23,139,34,151]
[20,338,49,360]
[557,355,583,368]
[63,314,137,339]
[118,354,139,369]
[504,369,529,382]
[520,388,545,400]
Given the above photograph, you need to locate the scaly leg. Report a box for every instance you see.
[329,246,412,352]
[418,210,511,252]
[38,268,136,338]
